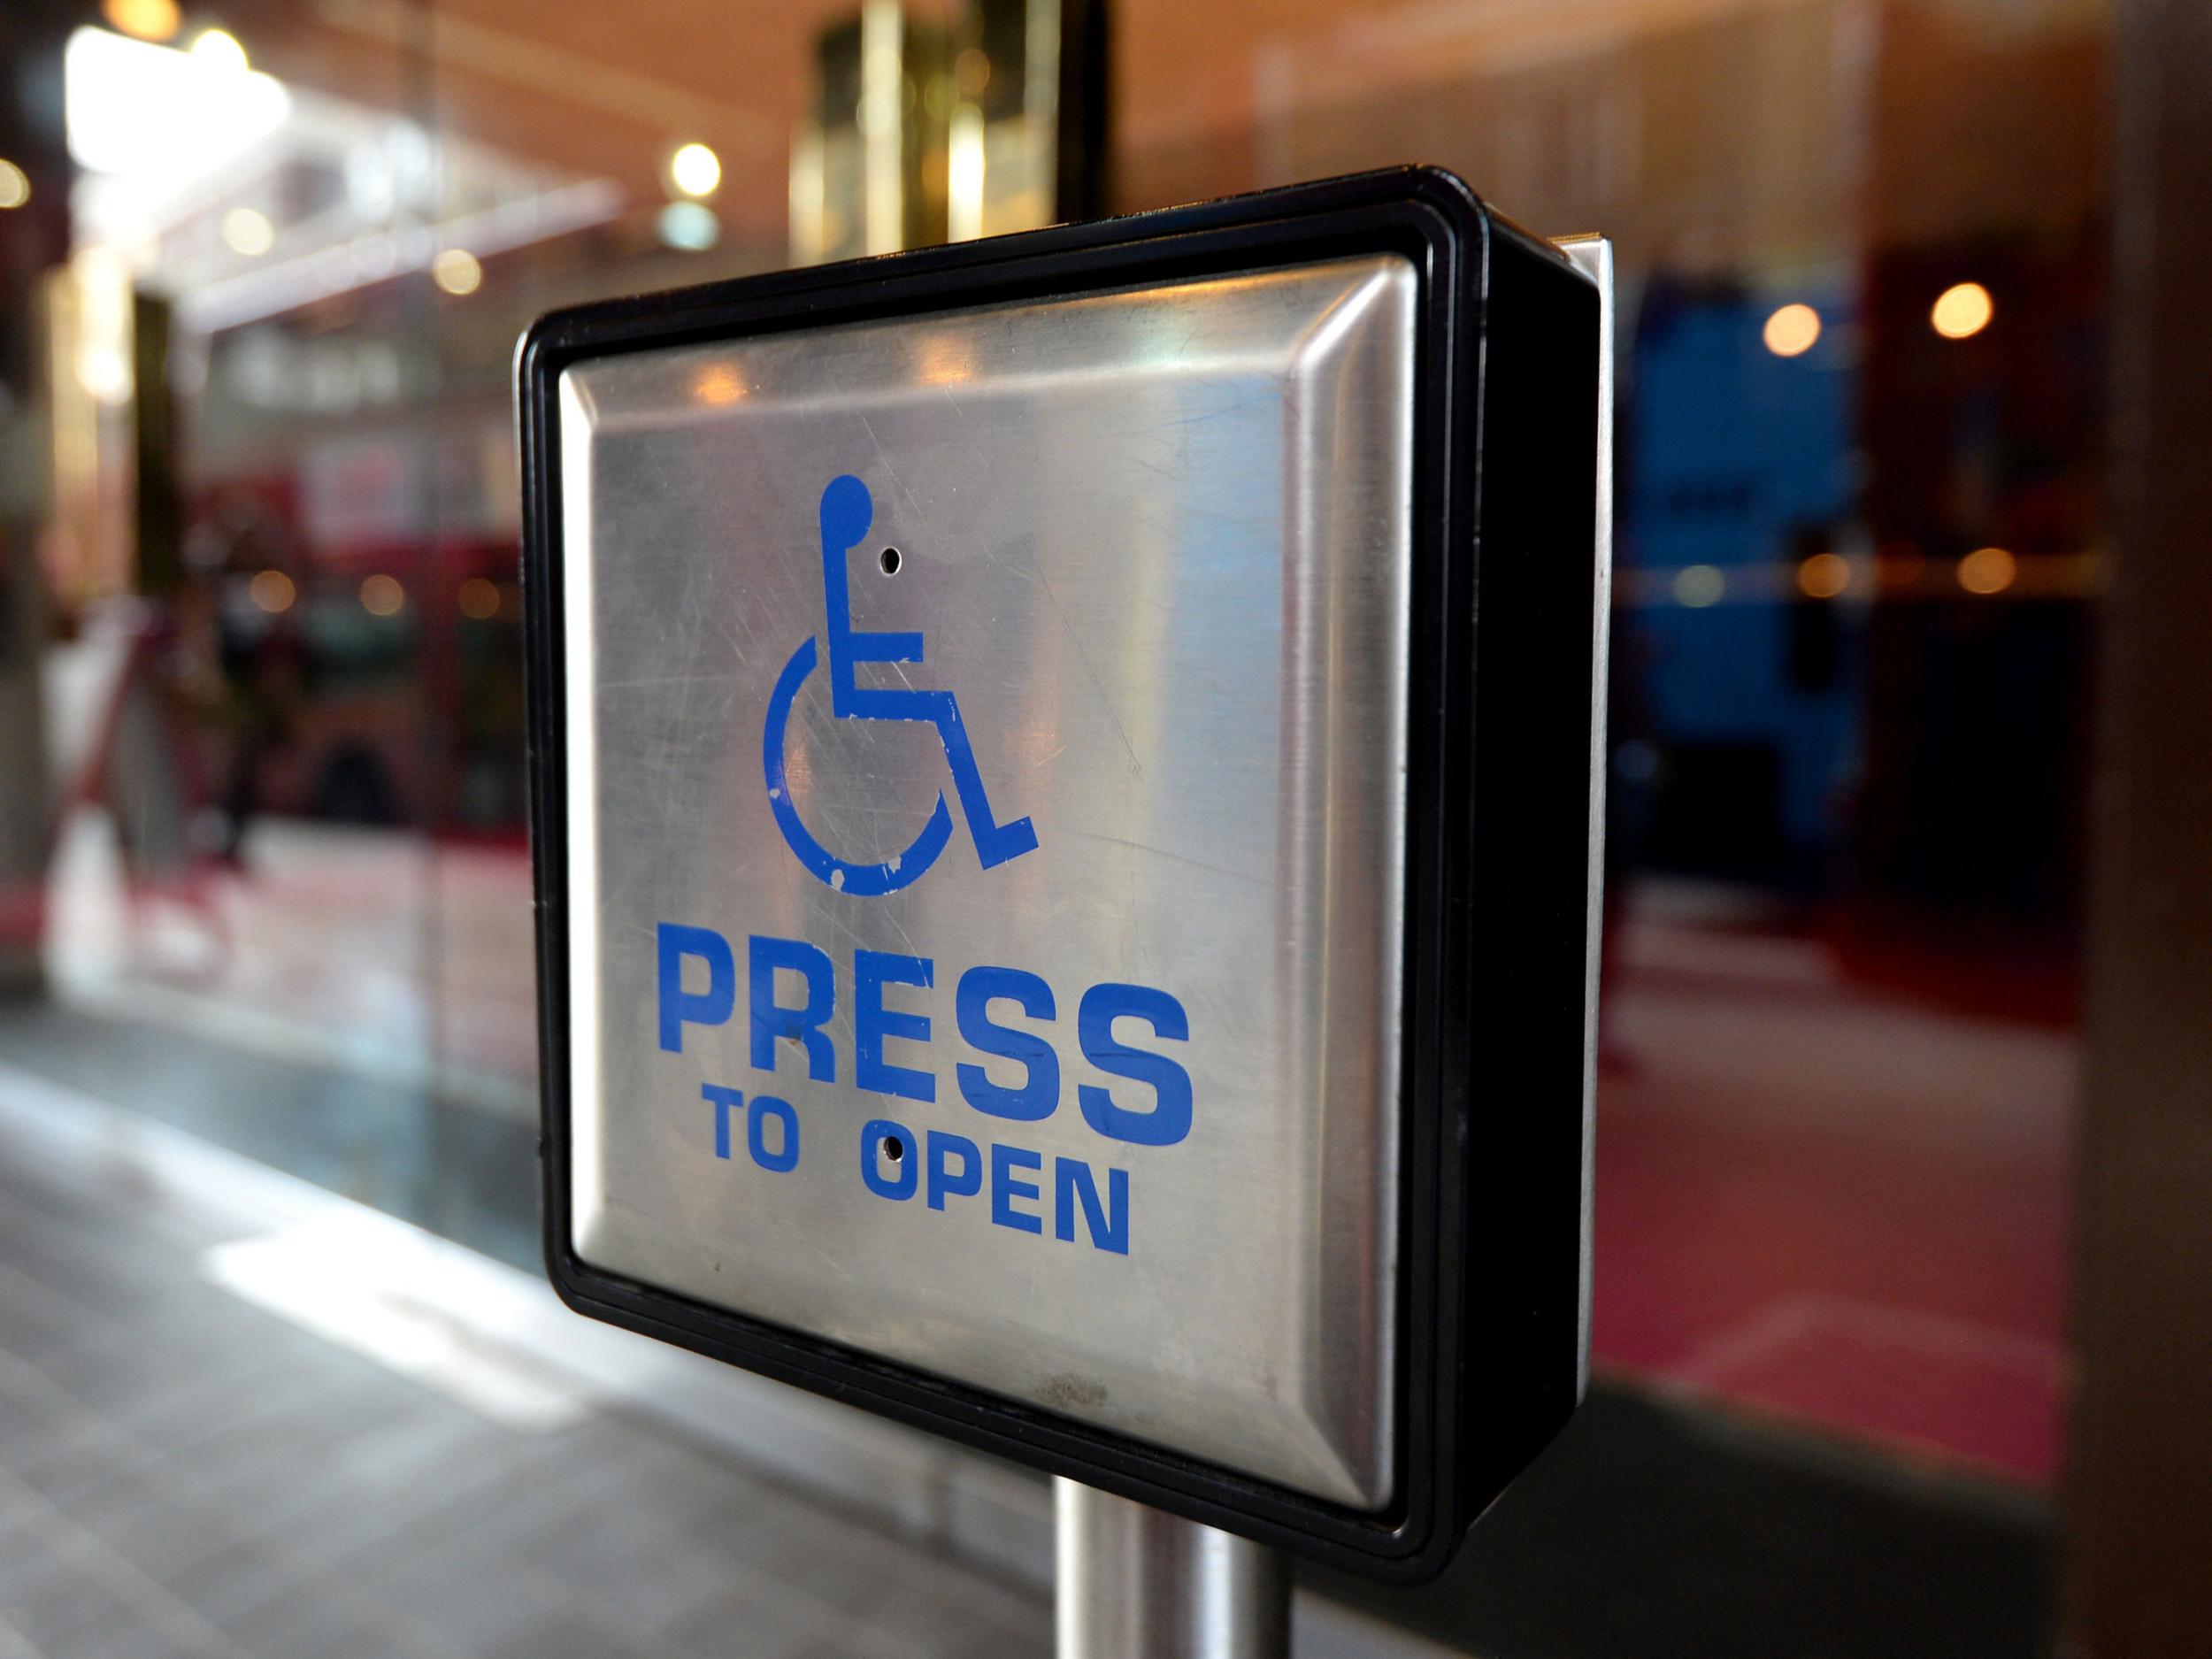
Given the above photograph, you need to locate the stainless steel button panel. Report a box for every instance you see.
[557,255,1416,1507]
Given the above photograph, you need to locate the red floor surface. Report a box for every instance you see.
[51,821,2077,1486]
[1592,908,2074,1485]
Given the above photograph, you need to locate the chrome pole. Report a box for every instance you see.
[1056,1478,1291,1659]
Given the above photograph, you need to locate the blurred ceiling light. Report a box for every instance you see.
[220,205,273,256]
[76,349,134,406]
[1795,552,1850,599]
[657,200,719,251]
[360,574,405,617]
[669,142,721,198]
[248,569,295,613]
[1957,546,2016,595]
[431,248,481,295]
[188,27,248,71]
[0,160,27,210]
[102,0,180,42]
[71,245,135,405]
[947,105,984,242]
[1763,303,1821,358]
[65,27,288,180]
[77,241,134,283]
[1672,565,1726,608]
[457,577,502,620]
[1932,281,1993,341]
[180,177,625,334]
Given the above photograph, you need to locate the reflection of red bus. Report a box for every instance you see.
[273,536,525,835]
[187,475,526,841]
[185,370,530,834]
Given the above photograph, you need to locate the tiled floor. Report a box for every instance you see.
[0,1025,2057,1659]
[0,1107,1050,1659]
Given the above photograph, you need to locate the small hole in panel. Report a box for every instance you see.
[879,547,902,576]
[884,1135,905,1164]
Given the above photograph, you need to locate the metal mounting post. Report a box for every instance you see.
[1055,1479,1290,1659]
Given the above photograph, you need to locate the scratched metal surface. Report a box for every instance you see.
[558,255,1414,1507]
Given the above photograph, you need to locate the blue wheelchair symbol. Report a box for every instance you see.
[762,475,1039,896]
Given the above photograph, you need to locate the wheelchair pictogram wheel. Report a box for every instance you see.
[761,634,955,896]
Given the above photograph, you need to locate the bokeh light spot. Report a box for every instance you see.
[1763,303,1821,358]
[188,28,248,72]
[1957,546,2016,595]
[432,248,481,296]
[657,201,720,251]
[221,206,273,256]
[1796,552,1850,599]
[1673,565,1726,608]
[1932,282,1993,340]
[457,577,501,620]
[669,142,721,198]
[248,569,294,613]
[102,0,180,41]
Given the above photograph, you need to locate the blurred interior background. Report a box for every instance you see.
[0,0,2199,1654]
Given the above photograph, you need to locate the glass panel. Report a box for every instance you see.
[34,22,460,1189]
[1111,2,2093,1647]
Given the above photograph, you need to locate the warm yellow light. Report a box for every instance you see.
[1673,565,1726,608]
[1958,546,2016,595]
[669,142,722,198]
[431,248,481,296]
[691,365,745,405]
[360,573,405,617]
[1932,282,1993,341]
[947,104,984,242]
[918,335,973,386]
[1796,552,1851,599]
[77,350,132,404]
[0,159,27,211]
[1763,303,1822,358]
[220,206,273,256]
[248,569,294,613]
[103,0,180,41]
[457,577,501,620]
[189,27,248,72]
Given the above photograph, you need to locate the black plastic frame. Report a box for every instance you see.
[518,165,1599,1582]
